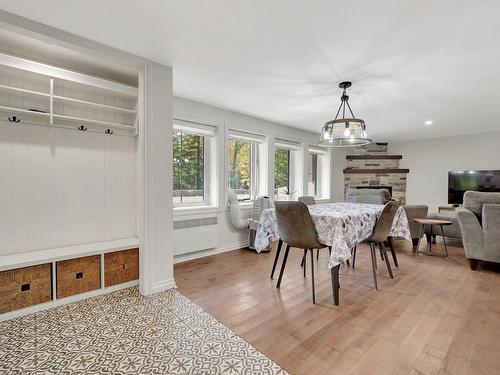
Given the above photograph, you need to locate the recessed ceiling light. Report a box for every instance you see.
[424,120,433,126]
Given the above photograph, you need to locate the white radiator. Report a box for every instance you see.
[173,217,218,255]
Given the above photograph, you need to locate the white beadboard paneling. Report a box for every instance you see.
[104,134,137,239]
[0,120,136,256]
[0,123,13,251]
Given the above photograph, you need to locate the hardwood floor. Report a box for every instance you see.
[175,239,500,375]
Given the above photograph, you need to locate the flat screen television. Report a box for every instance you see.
[448,170,500,204]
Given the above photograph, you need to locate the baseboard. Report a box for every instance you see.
[173,240,251,264]
[147,278,177,295]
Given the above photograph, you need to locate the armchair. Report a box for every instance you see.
[457,191,500,269]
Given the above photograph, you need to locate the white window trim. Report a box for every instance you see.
[173,119,217,210]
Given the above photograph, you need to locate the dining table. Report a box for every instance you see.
[254,202,412,305]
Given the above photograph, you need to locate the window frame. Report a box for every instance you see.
[227,129,265,202]
[173,119,217,209]
[308,146,330,200]
[274,139,301,200]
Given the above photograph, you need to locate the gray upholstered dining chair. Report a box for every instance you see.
[298,196,316,205]
[273,201,327,304]
[403,205,429,251]
[352,201,400,290]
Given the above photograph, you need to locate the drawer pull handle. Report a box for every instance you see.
[76,272,84,279]
[121,264,126,270]
[21,283,30,292]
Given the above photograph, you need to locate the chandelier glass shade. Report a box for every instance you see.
[319,81,372,147]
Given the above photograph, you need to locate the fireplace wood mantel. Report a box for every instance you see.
[343,168,410,174]
[346,155,402,160]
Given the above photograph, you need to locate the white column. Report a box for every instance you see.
[138,61,175,295]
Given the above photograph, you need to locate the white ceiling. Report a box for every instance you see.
[0,0,499,141]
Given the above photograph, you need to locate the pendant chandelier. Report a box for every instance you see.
[319,81,372,147]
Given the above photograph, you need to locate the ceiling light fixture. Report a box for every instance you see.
[319,81,371,147]
[425,120,433,126]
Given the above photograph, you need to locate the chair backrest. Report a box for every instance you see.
[298,196,316,205]
[463,191,500,221]
[345,188,391,204]
[274,201,323,249]
[403,205,429,239]
[369,201,400,243]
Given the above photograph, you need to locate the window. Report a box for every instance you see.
[308,153,318,196]
[227,129,265,201]
[308,146,330,199]
[173,120,216,207]
[274,147,290,198]
[274,139,301,199]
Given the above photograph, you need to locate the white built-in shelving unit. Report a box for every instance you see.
[0,53,138,136]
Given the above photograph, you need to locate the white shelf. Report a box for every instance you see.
[0,237,140,272]
[53,113,135,130]
[0,53,139,135]
[0,84,50,98]
[0,53,138,97]
[0,105,50,117]
[53,95,136,113]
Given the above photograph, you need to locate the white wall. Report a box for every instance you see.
[172,96,331,261]
[390,130,500,212]
[0,122,136,256]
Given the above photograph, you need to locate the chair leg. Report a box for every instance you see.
[388,237,399,268]
[379,242,394,279]
[276,245,290,288]
[317,248,320,259]
[270,238,283,279]
[370,242,378,290]
[352,246,357,269]
[380,248,385,261]
[310,249,316,304]
[300,253,305,267]
[303,249,307,277]
[470,259,479,270]
[346,259,350,267]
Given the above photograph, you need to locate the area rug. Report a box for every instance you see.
[0,287,289,374]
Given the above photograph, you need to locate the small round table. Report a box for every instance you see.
[414,218,453,259]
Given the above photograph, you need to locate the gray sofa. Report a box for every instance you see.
[457,191,500,269]
[345,188,391,205]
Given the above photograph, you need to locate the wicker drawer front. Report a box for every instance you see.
[56,255,100,298]
[0,264,52,314]
[105,248,139,287]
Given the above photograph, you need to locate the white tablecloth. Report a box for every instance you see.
[255,202,412,268]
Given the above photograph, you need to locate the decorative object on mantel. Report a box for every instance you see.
[319,81,371,148]
[343,143,410,204]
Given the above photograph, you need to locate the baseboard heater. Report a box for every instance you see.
[173,217,218,255]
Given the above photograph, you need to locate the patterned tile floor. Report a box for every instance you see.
[0,288,289,374]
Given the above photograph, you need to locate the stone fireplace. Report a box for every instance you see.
[344,143,409,204]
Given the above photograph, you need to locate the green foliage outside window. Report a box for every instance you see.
[173,131,205,204]
[275,148,290,196]
[228,140,251,200]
